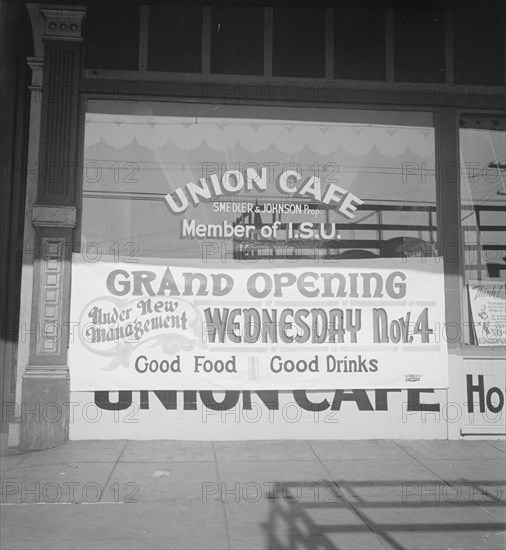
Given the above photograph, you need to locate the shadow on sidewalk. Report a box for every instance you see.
[258,480,506,550]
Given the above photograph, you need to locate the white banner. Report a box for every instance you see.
[68,255,448,390]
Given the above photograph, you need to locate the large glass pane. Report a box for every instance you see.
[334,8,386,81]
[211,6,264,75]
[147,5,202,73]
[81,103,436,264]
[394,8,445,83]
[460,126,506,345]
[454,7,505,85]
[272,7,325,78]
[85,3,139,70]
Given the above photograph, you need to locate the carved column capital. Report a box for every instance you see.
[41,5,86,41]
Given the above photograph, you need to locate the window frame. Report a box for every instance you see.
[457,112,506,353]
[75,93,505,356]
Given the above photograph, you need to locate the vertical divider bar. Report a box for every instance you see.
[436,107,462,351]
[503,7,506,85]
[386,8,394,82]
[444,7,454,84]
[202,6,212,75]
[476,209,482,281]
[138,5,149,72]
[325,7,334,80]
[264,7,273,77]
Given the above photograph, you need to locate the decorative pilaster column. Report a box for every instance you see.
[20,5,85,450]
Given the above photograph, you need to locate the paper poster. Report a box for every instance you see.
[468,282,506,346]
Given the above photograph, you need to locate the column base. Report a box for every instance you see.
[18,366,70,450]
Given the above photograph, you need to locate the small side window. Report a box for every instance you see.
[459,118,506,345]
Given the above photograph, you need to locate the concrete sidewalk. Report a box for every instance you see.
[1,439,505,550]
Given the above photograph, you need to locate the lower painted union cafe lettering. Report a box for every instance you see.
[94,389,441,412]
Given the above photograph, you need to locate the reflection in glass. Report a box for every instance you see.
[81,104,437,263]
[460,128,506,282]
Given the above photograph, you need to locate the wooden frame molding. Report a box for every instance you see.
[32,205,77,227]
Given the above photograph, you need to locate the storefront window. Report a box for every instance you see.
[460,125,506,345]
[81,103,437,263]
